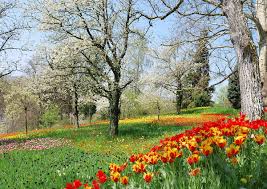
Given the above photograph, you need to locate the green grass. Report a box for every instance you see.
[0,107,239,189]
[0,122,188,188]
[0,147,125,189]
[180,106,239,115]
[27,122,188,155]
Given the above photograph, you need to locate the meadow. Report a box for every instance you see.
[1,107,266,189]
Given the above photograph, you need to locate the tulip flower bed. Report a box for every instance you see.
[65,115,267,189]
[0,138,71,154]
[152,113,228,127]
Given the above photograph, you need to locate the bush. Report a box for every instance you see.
[40,105,60,128]
[80,102,97,122]
[193,91,212,107]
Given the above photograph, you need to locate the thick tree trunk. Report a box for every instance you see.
[222,0,263,120]
[256,0,267,84]
[109,87,121,136]
[73,82,80,128]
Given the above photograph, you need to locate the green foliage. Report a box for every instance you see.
[192,90,212,107]
[183,30,213,108]
[228,68,241,109]
[98,108,109,120]
[40,105,60,128]
[80,102,97,119]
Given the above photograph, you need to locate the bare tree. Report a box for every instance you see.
[151,46,194,114]
[141,0,263,120]
[0,1,25,77]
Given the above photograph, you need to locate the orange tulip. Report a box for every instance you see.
[254,134,266,145]
[187,141,198,152]
[143,172,153,183]
[201,145,213,156]
[226,144,240,158]
[189,168,201,176]
[234,135,246,146]
[110,172,120,182]
[120,176,129,185]
[132,162,146,173]
[230,157,238,165]
[214,137,227,148]
[187,154,200,165]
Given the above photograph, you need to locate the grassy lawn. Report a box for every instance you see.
[0,119,189,188]
[0,107,240,188]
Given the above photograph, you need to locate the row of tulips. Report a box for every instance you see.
[65,114,267,189]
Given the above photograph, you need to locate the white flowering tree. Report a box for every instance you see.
[31,0,148,136]
[4,80,39,134]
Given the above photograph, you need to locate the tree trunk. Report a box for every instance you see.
[222,0,263,120]
[24,107,28,134]
[73,82,80,128]
[176,81,183,114]
[89,115,92,124]
[156,100,160,120]
[256,0,267,84]
[109,87,121,136]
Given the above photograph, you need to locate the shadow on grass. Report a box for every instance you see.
[25,122,189,143]
[118,123,188,139]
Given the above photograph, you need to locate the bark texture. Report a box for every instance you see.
[73,82,80,128]
[109,85,121,136]
[176,81,183,114]
[256,0,267,84]
[222,0,263,120]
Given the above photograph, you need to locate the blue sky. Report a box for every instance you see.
[9,3,229,102]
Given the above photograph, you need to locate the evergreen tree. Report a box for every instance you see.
[227,67,241,109]
[184,30,213,107]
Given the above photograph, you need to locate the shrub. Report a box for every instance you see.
[80,102,97,122]
[40,105,60,128]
